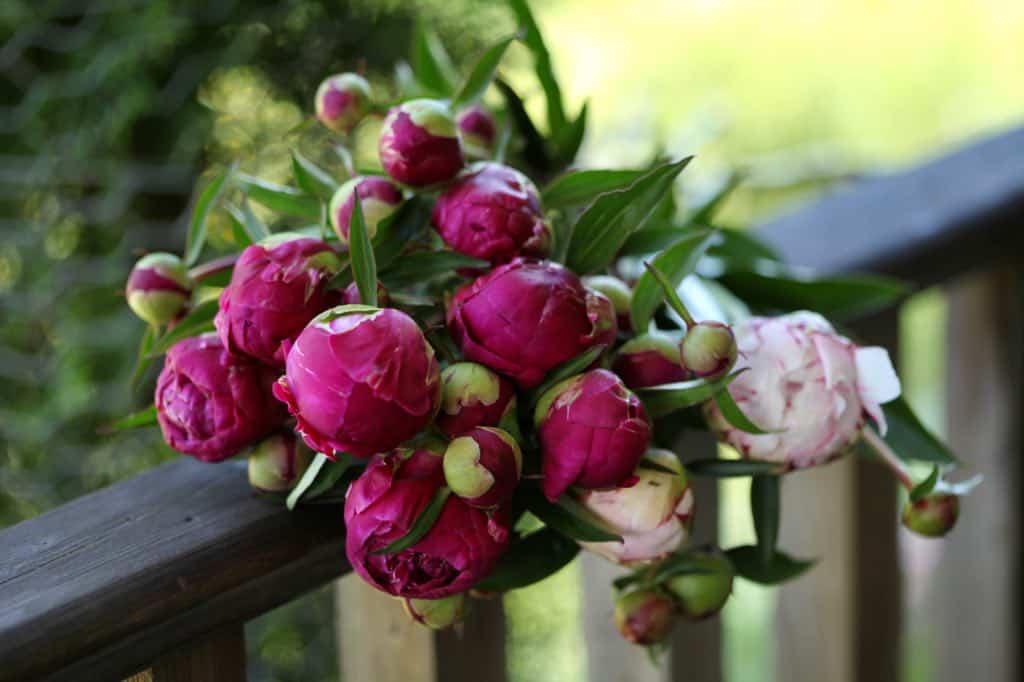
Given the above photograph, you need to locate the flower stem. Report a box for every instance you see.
[861,426,913,490]
[643,261,696,327]
[188,254,237,284]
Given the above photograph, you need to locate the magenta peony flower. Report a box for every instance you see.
[534,369,650,501]
[315,73,371,133]
[273,306,441,458]
[126,252,192,326]
[614,589,676,645]
[341,280,390,307]
[379,99,464,187]
[155,333,287,462]
[705,311,901,470]
[344,447,511,598]
[432,162,551,265]
[578,449,694,565]
[582,275,632,332]
[456,105,497,159]
[680,321,737,380]
[215,233,343,368]
[247,432,312,492]
[436,362,516,437]
[447,259,617,389]
[612,332,688,389]
[329,176,403,246]
[443,427,522,509]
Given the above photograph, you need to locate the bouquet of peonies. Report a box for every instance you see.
[118,0,976,650]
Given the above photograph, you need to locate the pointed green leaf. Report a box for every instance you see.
[292,150,340,200]
[373,487,453,554]
[522,486,622,542]
[713,388,775,435]
[496,79,551,173]
[689,171,743,225]
[185,164,234,266]
[726,546,815,585]
[910,465,941,503]
[236,173,321,220]
[349,194,378,307]
[130,325,157,386]
[631,230,718,331]
[225,197,268,244]
[378,251,488,289]
[566,157,693,274]
[286,453,352,510]
[109,405,157,432]
[686,458,785,478]
[147,299,219,356]
[619,227,688,257]
[879,396,958,465]
[287,453,327,511]
[373,196,432,270]
[704,228,782,273]
[751,475,780,566]
[474,528,580,592]
[636,370,743,418]
[553,101,588,165]
[452,33,519,108]
[410,23,457,96]
[226,208,254,247]
[508,0,566,134]
[542,169,645,210]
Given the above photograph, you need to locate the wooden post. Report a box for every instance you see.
[930,270,1021,682]
[435,596,507,682]
[128,623,246,682]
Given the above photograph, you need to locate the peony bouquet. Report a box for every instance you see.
[117,0,977,651]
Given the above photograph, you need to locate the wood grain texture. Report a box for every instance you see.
[0,459,347,682]
[149,623,246,682]
[435,595,508,682]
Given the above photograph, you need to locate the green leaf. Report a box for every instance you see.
[618,227,686,256]
[704,228,781,272]
[236,173,321,220]
[495,79,551,173]
[527,344,607,411]
[522,486,622,542]
[373,196,432,270]
[566,157,693,274]
[286,453,351,509]
[474,527,580,592]
[636,370,742,419]
[130,325,157,386]
[287,453,327,511]
[688,171,743,225]
[378,251,488,289]
[726,546,815,585]
[348,194,378,307]
[552,101,588,165]
[542,169,645,210]
[719,267,910,321]
[686,458,786,478]
[713,388,775,435]
[185,165,234,266]
[631,230,717,331]
[373,487,453,554]
[109,405,157,431]
[452,33,519,108]
[910,465,941,503]
[147,298,219,356]
[650,552,721,584]
[292,150,340,200]
[410,23,457,96]
[879,397,959,465]
[751,475,780,566]
[508,0,567,134]
[225,198,268,245]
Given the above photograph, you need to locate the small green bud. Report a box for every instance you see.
[680,321,738,380]
[665,549,734,620]
[403,593,466,630]
[614,589,676,645]
[247,433,312,492]
[125,252,192,326]
[901,493,959,538]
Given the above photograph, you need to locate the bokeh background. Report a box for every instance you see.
[2,1,1022,680]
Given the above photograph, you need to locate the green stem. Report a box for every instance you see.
[862,426,914,490]
[188,254,237,284]
[643,261,696,327]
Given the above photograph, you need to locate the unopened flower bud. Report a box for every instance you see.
[341,280,390,307]
[902,493,959,538]
[403,593,467,630]
[329,176,403,246]
[665,549,734,620]
[126,253,192,326]
[614,589,676,645]
[457,105,497,159]
[443,427,522,509]
[612,333,687,389]
[437,362,516,437]
[680,321,737,380]
[315,73,371,133]
[247,432,312,492]
[379,99,464,187]
[582,275,632,332]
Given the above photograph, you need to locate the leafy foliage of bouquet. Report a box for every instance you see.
[119,0,974,652]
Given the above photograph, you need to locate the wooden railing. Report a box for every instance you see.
[1,126,1022,682]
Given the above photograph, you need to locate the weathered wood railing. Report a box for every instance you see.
[1,126,1022,682]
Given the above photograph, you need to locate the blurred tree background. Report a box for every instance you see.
[1,0,1022,681]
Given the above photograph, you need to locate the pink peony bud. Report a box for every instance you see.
[612,333,688,389]
[443,427,522,509]
[456,105,497,159]
[447,259,617,389]
[901,493,959,537]
[436,362,516,437]
[341,280,390,307]
[614,589,676,645]
[578,449,694,565]
[582,275,632,332]
[247,432,312,492]
[534,369,650,501]
[432,162,551,265]
[665,548,734,620]
[403,593,467,630]
[680,321,737,380]
[315,73,371,133]
[379,99,464,187]
[126,252,192,326]
[705,311,901,470]
[273,306,441,458]
[215,233,343,368]
[155,333,287,462]
[329,176,403,246]
[344,447,511,598]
